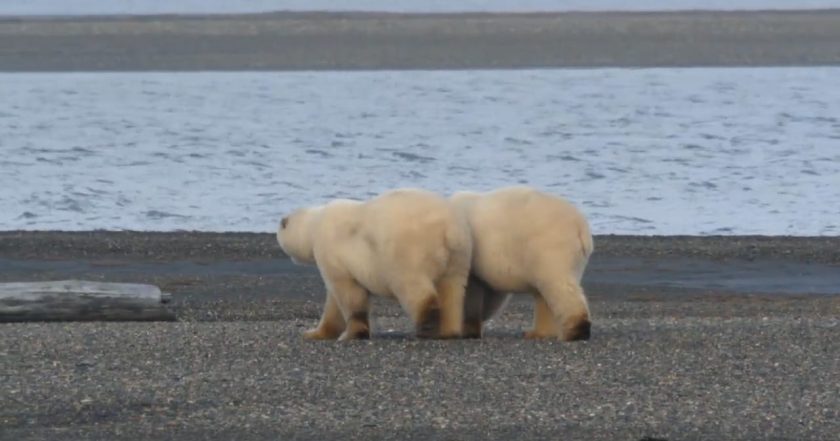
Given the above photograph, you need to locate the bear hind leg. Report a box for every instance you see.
[394,279,442,339]
[462,277,486,339]
[482,290,511,322]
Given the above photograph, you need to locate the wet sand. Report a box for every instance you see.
[2,232,840,308]
[1,232,838,440]
[2,10,840,71]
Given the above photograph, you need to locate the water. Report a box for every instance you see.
[2,0,840,16]
[1,68,839,235]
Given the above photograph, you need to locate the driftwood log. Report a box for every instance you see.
[0,280,175,322]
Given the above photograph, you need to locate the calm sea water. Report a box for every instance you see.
[2,0,840,15]
[1,68,838,235]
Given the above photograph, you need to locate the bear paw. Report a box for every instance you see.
[303,327,341,340]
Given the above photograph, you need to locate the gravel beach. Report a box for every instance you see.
[1,232,839,440]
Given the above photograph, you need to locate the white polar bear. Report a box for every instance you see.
[450,186,594,341]
[277,188,472,340]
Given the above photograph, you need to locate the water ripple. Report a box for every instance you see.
[1,68,839,235]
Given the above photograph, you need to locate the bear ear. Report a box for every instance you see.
[281,217,289,229]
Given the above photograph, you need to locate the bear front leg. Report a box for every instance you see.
[436,274,467,339]
[536,279,591,341]
[463,275,511,338]
[329,278,371,341]
[525,294,561,339]
[303,292,345,340]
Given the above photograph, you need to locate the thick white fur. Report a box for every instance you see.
[451,186,594,341]
[277,188,472,340]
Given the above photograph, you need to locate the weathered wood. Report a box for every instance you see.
[0,280,175,322]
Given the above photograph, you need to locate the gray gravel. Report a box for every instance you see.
[1,232,839,440]
[2,298,839,441]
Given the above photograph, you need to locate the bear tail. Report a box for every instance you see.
[578,217,594,260]
[443,216,473,272]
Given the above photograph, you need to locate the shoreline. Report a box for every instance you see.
[2,10,840,71]
[1,232,838,307]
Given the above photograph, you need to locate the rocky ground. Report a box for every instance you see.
[1,232,838,440]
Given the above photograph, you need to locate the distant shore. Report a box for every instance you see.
[2,10,840,71]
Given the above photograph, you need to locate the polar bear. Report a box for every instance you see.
[451,186,593,341]
[277,188,472,341]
